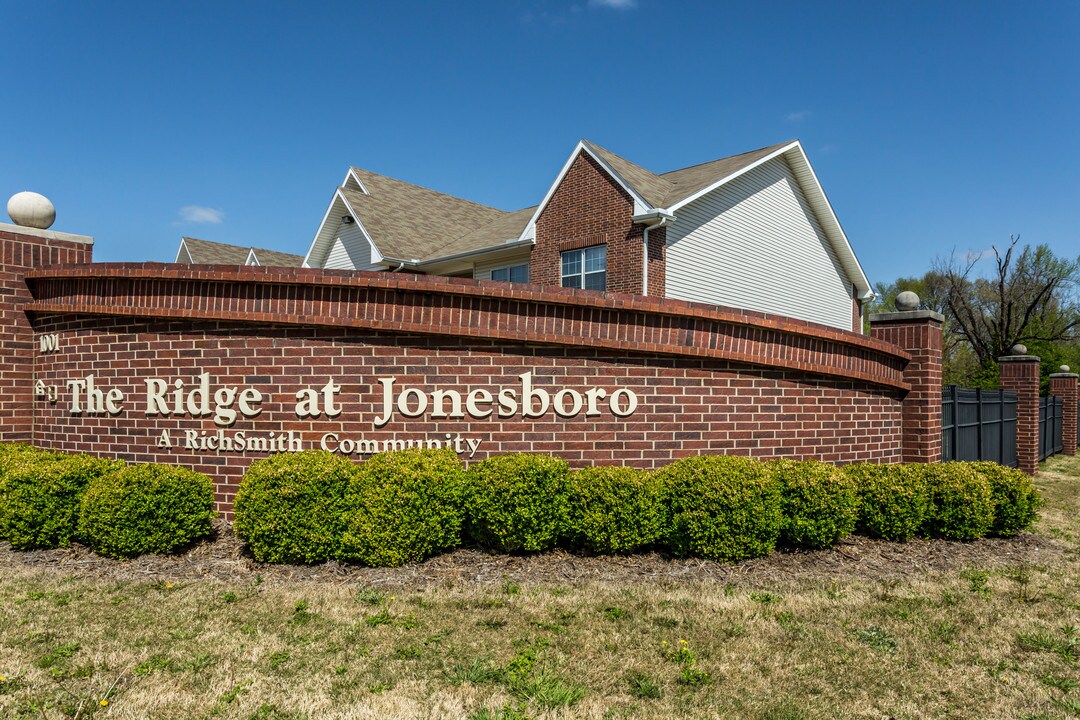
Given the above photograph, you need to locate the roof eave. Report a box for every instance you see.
[516,141,654,243]
[781,144,872,296]
[389,237,536,269]
[174,238,193,263]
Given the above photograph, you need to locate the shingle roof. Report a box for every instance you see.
[250,247,305,267]
[178,237,303,267]
[438,206,536,257]
[658,141,794,207]
[344,170,512,260]
[179,237,250,264]
[582,141,675,208]
[583,139,794,208]
[328,140,798,264]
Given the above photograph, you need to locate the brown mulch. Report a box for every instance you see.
[0,521,1067,591]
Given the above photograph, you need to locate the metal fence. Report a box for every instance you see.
[1039,395,1064,461]
[941,385,1018,466]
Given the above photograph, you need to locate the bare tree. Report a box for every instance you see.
[936,236,1080,364]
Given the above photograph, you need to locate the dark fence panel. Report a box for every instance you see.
[941,385,1017,466]
[1038,395,1064,461]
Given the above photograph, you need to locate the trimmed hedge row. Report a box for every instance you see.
[233,450,1040,567]
[1,444,1040,566]
[0,445,215,558]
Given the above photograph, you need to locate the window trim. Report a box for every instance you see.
[488,262,529,283]
[560,245,606,291]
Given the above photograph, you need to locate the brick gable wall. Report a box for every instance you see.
[532,151,664,296]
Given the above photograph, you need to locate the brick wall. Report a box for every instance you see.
[1000,356,1041,475]
[30,317,904,519]
[18,264,912,518]
[1049,372,1078,457]
[532,151,662,295]
[869,312,943,463]
[0,226,93,442]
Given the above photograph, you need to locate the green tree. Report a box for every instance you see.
[872,238,1080,390]
[938,238,1079,359]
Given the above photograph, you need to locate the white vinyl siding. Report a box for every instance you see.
[323,221,381,270]
[665,157,853,330]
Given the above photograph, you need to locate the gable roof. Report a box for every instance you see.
[302,139,871,296]
[248,247,306,267]
[341,169,509,260]
[519,139,870,297]
[581,140,795,210]
[305,169,534,267]
[176,237,303,267]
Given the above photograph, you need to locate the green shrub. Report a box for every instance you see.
[77,464,214,558]
[464,454,569,553]
[967,461,1039,537]
[656,455,783,562]
[2,453,123,550]
[234,451,353,564]
[0,445,82,541]
[339,448,466,567]
[0,444,50,539]
[845,463,928,542]
[563,466,666,554]
[769,459,858,549]
[919,463,995,540]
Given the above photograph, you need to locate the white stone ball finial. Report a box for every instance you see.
[1061,365,1072,373]
[1010,344,1028,356]
[7,191,56,229]
[895,291,920,312]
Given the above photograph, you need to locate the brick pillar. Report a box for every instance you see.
[1049,366,1078,456]
[0,222,94,443]
[869,303,944,464]
[999,351,1041,475]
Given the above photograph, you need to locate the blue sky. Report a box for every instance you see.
[2,1,1077,284]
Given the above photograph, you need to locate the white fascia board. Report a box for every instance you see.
[302,189,382,268]
[245,249,260,266]
[581,143,652,214]
[415,238,535,267]
[340,193,383,264]
[516,141,653,243]
[667,142,800,213]
[302,191,342,268]
[782,144,872,296]
[344,167,369,194]
[175,239,192,263]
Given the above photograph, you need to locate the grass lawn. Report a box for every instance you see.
[1,455,1078,720]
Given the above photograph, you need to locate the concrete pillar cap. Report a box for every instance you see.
[999,354,1041,363]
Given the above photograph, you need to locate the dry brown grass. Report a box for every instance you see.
[0,454,1078,719]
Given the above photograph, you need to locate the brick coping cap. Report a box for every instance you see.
[999,355,1042,363]
[0,223,94,245]
[868,310,945,324]
[1049,373,1079,379]
[25,262,911,360]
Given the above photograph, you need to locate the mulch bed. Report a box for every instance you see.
[0,522,1066,590]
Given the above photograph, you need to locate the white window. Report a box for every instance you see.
[490,263,529,283]
[561,245,606,291]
